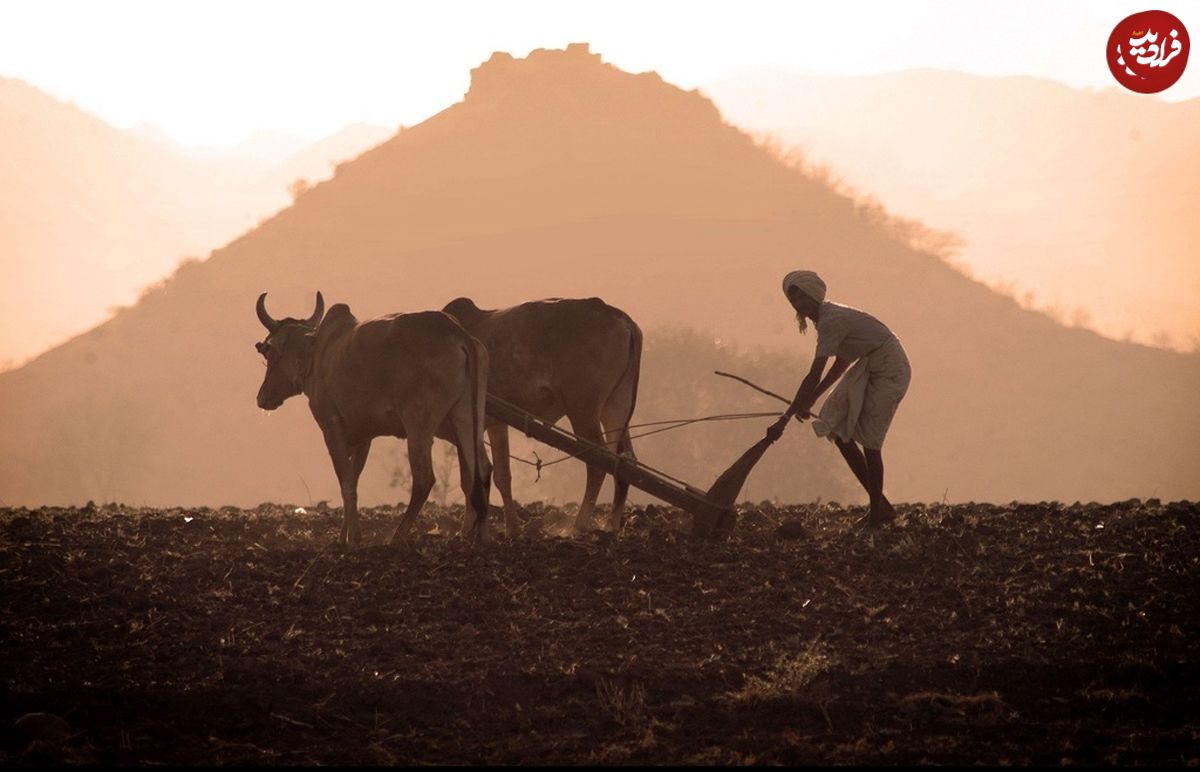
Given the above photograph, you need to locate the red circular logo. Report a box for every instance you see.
[1107,10,1190,94]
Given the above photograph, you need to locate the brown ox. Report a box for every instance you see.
[255,292,492,545]
[442,297,642,536]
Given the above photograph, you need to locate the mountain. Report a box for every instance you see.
[0,77,265,367]
[225,130,315,165]
[266,123,395,190]
[1,44,1196,509]
[0,78,391,368]
[702,69,1200,351]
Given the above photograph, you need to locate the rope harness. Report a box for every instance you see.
[488,410,780,481]
[483,371,790,483]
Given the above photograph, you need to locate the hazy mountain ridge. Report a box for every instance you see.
[0,76,392,368]
[702,68,1200,351]
[1,45,1196,508]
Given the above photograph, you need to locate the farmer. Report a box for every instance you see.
[767,270,911,527]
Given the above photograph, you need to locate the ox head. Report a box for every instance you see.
[254,291,324,410]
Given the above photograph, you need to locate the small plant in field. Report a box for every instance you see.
[595,676,647,730]
[734,637,833,702]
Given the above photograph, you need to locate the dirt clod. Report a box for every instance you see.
[13,712,70,744]
[774,519,808,539]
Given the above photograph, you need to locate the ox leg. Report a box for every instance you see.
[567,412,607,535]
[446,401,492,544]
[327,435,370,547]
[390,434,435,544]
[601,407,637,534]
[454,441,490,545]
[487,422,522,539]
[344,441,372,545]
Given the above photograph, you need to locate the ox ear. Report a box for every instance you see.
[304,291,325,328]
[256,292,280,333]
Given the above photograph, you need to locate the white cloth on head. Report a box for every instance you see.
[782,270,827,304]
[812,336,911,450]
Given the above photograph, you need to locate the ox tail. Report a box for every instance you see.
[614,316,643,459]
[607,315,642,524]
[464,337,491,532]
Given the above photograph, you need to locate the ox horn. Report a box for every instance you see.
[256,292,279,332]
[305,292,325,328]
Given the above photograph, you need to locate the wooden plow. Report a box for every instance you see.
[486,394,784,538]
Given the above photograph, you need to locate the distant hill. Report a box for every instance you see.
[0,76,391,368]
[702,69,1200,351]
[1,45,1196,509]
[266,123,395,190]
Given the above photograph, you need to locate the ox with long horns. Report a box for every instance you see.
[255,292,492,545]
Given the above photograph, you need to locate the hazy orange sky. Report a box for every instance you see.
[2,0,1196,147]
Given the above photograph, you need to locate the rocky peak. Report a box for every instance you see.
[467,43,605,100]
[462,42,721,131]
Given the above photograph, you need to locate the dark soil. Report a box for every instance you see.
[2,498,1198,765]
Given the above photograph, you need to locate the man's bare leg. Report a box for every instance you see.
[834,438,892,518]
[863,448,895,525]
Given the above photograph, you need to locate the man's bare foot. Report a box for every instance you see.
[855,502,896,529]
[854,513,888,529]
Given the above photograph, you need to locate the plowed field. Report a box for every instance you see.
[3,499,1198,764]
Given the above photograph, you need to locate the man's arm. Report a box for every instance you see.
[787,356,828,418]
[812,357,854,401]
[787,356,854,419]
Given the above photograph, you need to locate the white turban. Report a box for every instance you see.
[782,270,827,304]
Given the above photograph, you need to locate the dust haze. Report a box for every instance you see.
[1,44,1196,510]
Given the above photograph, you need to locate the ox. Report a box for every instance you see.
[442,297,642,536]
[255,292,492,545]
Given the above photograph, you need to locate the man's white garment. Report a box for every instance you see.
[810,302,911,450]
